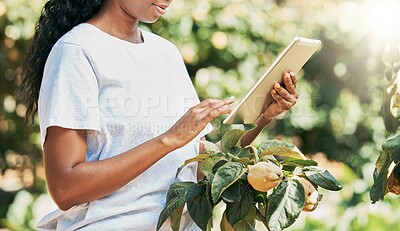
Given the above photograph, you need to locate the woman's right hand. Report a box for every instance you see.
[162,97,235,149]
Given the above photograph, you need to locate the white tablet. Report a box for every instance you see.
[223,37,321,124]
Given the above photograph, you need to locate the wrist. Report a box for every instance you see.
[260,112,273,124]
[159,132,179,151]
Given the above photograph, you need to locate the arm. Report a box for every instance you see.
[44,127,174,210]
[240,71,299,147]
[44,97,234,211]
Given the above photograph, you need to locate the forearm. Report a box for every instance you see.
[45,97,235,211]
[46,134,175,210]
[240,114,272,147]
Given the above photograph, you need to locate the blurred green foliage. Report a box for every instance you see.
[1,0,400,230]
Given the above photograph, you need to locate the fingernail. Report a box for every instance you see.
[275,83,280,88]
[227,96,235,101]
[290,72,295,77]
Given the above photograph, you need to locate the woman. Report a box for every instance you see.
[20,0,299,230]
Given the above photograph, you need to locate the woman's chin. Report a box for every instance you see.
[141,16,161,24]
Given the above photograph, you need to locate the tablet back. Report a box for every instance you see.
[223,37,321,124]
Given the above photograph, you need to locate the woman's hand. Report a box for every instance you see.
[163,97,235,149]
[241,71,299,147]
[262,71,299,120]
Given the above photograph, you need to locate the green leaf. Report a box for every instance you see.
[244,145,259,162]
[157,182,195,230]
[258,139,300,152]
[230,147,243,156]
[370,159,392,203]
[376,150,390,173]
[176,154,211,178]
[234,219,257,230]
[212,159,229,173]
[234,157,254,167]
[382,131,400,153]
[252,190,268,204]
[226,185,253,226]
[282,157,318,167]
[236,146,260,161]
[267,179,305,231]
[221,207,257,231]
[170,205,184,231]
[221,180,241,203]
[260,147,306,160]
[282,165,297,172]
[258,140,306,160]
[221,129,247,154]
[200,157,225,182]
[232,205,257,231]
[186,184,213,230]
[205,183,213,215]
[220,212,235,231]
[238,147,252,158]
[304,167,342,191]
[373,168,379,181]
[211,162,245,203]
[390,149,400,163]
[200,140,220,154]
[166,182,196,200]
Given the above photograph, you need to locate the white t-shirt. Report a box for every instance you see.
[37,23,213,231]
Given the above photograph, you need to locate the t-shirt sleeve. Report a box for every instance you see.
[38,42,100,146]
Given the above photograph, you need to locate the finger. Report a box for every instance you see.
[195,98,219,108]
[274,83,297,102]
[196,96,235,109]
[283,72,298,99]
[205,104,233,120]
[271,90,294,110]
[290,72,298,85]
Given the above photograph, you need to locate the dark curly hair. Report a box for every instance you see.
[19,0,103,124]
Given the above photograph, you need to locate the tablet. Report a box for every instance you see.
[223,37,321,124]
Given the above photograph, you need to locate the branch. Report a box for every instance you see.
[254,205,270,231]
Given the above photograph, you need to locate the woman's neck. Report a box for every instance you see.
[87,1,143,44]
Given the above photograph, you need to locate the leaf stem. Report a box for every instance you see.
[254,205,270,231]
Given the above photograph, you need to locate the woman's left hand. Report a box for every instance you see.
[262,71,299,120]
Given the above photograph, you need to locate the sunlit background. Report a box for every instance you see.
[1,0,400,230]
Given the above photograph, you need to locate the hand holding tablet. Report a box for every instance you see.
[262,70,299,120]
[223,37,321,124]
